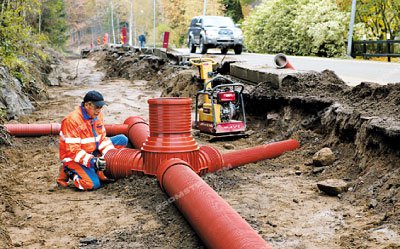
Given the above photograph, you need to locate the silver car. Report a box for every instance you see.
[187,16,244,55]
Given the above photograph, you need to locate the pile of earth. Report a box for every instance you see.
[245,69,400,226]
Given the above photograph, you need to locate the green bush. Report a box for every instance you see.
[243,0,348,57]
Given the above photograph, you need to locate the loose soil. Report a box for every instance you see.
[0,49,399,249]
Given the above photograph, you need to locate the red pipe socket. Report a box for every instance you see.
[157,158,272,249]
[141,98,203,175]
[123,116,149,149]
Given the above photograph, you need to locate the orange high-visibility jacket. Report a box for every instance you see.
[59,105,114,168]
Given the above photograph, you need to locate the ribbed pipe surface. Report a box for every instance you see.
[104,148,144,179]
[124,116,149,149]
[219,139,300,172]
[5,123,60,136]
[157,159,272,249]
[5,123,130,137]
[141,98,200,175]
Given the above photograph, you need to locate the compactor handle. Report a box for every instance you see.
[189,57,217,66]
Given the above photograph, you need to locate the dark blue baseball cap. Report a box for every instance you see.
[83,90,107,107]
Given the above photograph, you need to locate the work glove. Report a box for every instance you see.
[91,157,106,171]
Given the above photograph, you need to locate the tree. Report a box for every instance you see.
[219,0,244,23]
[160,0,224,47]
[40,0,68,47]
[336,0,400,39]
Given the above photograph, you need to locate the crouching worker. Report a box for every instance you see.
[56,90,128,190]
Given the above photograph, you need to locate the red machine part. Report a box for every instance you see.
[157,158,272,249]
[217,91,236,102]
[141,98,203,175]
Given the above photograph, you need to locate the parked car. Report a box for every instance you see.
[187,16,244,55]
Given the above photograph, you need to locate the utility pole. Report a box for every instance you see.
[111,0,116,44]
[153,0,156,48]
[203,0,207,16]
[129,0,133,46]
[347,0,357,57]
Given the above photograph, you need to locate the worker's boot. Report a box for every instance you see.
[97,171,109,182]
[56,165,70,187]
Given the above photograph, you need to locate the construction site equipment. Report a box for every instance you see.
[6,97,300,248]
[190,58,247,137]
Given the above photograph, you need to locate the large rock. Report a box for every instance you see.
[317,179,348,196]
[0,66,35,119]
[312,147,336,166]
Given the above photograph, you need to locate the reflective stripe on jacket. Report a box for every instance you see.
[59,105,115,168]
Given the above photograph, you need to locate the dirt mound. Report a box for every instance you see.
[245,69,400,228]
[251,70,400,119]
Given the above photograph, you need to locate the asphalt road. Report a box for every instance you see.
[176,48,400,86]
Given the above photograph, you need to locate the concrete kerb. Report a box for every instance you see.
[230,63,301,89]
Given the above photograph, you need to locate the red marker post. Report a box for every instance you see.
[162,32,170,49]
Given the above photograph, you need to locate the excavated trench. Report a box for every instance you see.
[90,48,400,247]
[1,48,399,248]
[95,47,400,246]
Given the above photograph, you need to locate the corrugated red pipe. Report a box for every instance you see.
[4,123,128,137]
[104,148,144,178]
[4,123,61,136]
[4,116,149,149]
[157,158,272,249]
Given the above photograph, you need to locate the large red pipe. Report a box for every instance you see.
[219,139,300,172]
[124,116,149,149]
[157,158,272,249]
[4,123,61,136]
[4,116,149,149]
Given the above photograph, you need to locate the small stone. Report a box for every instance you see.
[295,170,302,176]
[223,143,235,150]
[293,199,299,204]
[192,130,201,137]
[312,166,326,174]
[312,148,336,166]
[368,199,378,209]
[80,236,98,245]
[13,242,23,247]
[317,179,348,196]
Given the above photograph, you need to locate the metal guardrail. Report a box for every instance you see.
[351,40,400,62]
